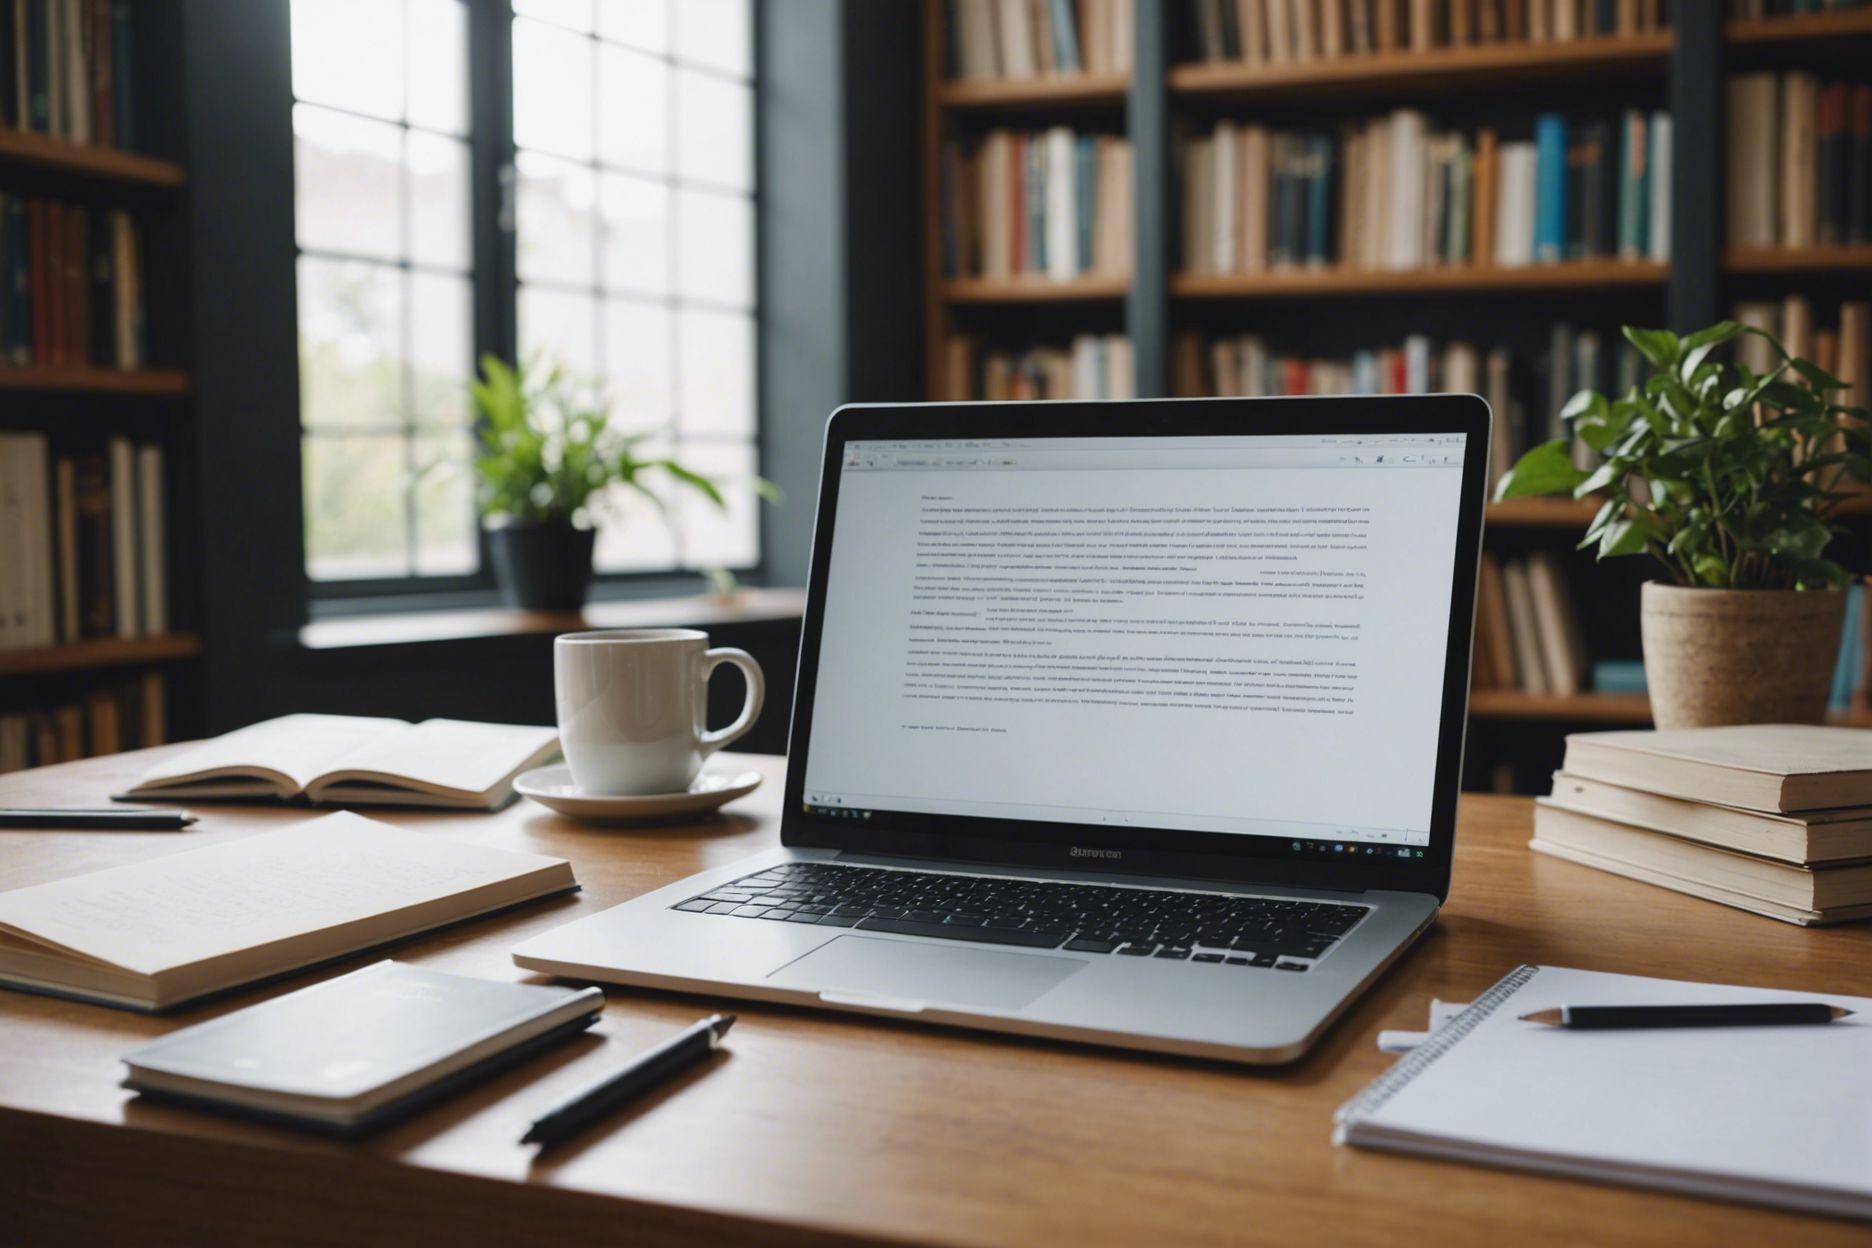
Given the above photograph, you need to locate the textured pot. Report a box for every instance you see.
[485,516,597,610]
[1640,582,1846,729]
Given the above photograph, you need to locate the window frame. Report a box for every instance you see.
[296,0,766,603]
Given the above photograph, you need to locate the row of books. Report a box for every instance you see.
[940,333,1136,400]
[0,195,146,368]
[0,0,135,148]
[1170,323,1643,480]
[1731,296,1872,409]
[943,0,1135,79]
[1727,74,1872,251]
[938,128,1134,281]
[1475,552,1590,695]
[1179,110,1671,275]
[1187,0,1671,65]
[1534,725,1872,925]
[0,432,166,650]
[0,670,165,774]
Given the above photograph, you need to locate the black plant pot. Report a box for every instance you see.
[485,517,597,610]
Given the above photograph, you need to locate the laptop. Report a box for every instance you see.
[513,395,1491,1064]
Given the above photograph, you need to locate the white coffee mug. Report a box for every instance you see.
[554,628,766,796]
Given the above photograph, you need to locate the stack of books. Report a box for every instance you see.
[943,0,1134,79]
[0,0,137,148]
[942,333,1135,400]
[0,432,167,649]
[1532,724,1872,925]
[0,670,165,773]
[1188,0,1672,63]
[0,196,147,368]
[1180,109,1671,275]
[1727,72,1872,251]
[938,128,1134,282]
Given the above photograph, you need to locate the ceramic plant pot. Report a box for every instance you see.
[1639,582,1846,729]
[485,515,597,610]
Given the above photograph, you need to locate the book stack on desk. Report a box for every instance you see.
[1531,725,1872,926]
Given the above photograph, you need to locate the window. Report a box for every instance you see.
[289,0,759,589]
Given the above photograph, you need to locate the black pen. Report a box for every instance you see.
[1520,1003,1853,1030]
[0,808,197,830]
[521,1013,735,1148]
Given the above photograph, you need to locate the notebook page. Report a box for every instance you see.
[136,714,410,793]
[314,719,559,796]
[0,812,569,976]
[1341,966,1872,1209]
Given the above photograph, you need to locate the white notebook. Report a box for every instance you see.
[1335,965,1872,1221]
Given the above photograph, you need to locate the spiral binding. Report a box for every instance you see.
[1336,964,1542,1126]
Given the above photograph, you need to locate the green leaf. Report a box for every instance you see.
[1622,326,1681,369]
[1597,518,1648,559]
[656,460,727,509]
[1494,439,1589,500]
[1792,356,1848,392]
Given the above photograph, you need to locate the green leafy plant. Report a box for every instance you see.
[1494,323,1872,590]
[469,353,776,527]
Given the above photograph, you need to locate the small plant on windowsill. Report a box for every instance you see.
[470,354,775,611]
[1494,322,1871,727]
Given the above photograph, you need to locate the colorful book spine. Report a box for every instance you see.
[1533,114,1569,263]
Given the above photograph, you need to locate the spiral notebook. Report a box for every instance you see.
[1334,965,1872,1221]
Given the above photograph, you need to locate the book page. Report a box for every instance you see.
[0,812,569,976]
[135,714,410,794]
[314,719,559,797]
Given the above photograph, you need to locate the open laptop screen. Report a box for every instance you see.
[799,428,1472,867]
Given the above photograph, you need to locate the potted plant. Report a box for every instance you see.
[470,354,738,610]
[1495,322,1871,728]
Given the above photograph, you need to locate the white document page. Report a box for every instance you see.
[803,434,1468,846]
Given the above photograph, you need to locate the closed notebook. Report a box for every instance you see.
[122,714,560,811]
[1561,725,1872,812]
[123,961,605,1133]
[1336,965,1872,1221]
[0,812,578,1011]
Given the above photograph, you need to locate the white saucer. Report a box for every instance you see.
[513,765,762,825]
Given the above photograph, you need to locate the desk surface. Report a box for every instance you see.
[2,749,1869,1247]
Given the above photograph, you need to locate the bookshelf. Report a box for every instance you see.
[921,2,1872,792]
[0,5,197,775]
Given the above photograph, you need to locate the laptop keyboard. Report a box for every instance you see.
[671,862,1369,970]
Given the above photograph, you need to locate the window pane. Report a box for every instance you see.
[598,0,667,52]
[591,472,680,572]
[604,297,673,426]
[293,0,403,120]
[519,285,599,377]
[295,105,401,260]
[513,18,594,160]
[409,270,472,429]
[675,440,758,569]
[413,430,477,575]
[677,307,753,438]
[516,151,597,286]
[513,0,593,32]
[675,69,753,191]
[675,188,753,307]
[597,43,668,175]
[298,257,403,430]
[674,0,751,79]
[408,129,471,270]
[600,172,671,296]
[406,0,468,135]
[304,433,412,581]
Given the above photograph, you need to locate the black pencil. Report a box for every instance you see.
[1519,1003,1852,1030]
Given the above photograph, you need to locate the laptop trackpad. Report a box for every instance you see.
[767,935,1084,1012]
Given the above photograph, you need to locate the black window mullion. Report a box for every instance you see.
[466,0,517,592]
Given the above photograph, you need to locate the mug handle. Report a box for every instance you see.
[699,647,766,755]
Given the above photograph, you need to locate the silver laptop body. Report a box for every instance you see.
[514,396,1491,1064]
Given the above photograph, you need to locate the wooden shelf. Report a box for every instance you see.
[1486,497,1602,528]
[941,274,1130,304]
[1726,10,1872,46]
[0,635,203,679]
[0,129,184,187]
[936,72,1129,110]
[1168,33,1672,102]
[1724,245,1872,275]
[0,365,190,396]
[1172,259,1667,299]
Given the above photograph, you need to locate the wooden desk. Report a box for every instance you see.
[2,749,1868,1247]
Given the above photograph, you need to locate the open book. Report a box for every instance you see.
[121,714,561,811]
[0,812,578,1011]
